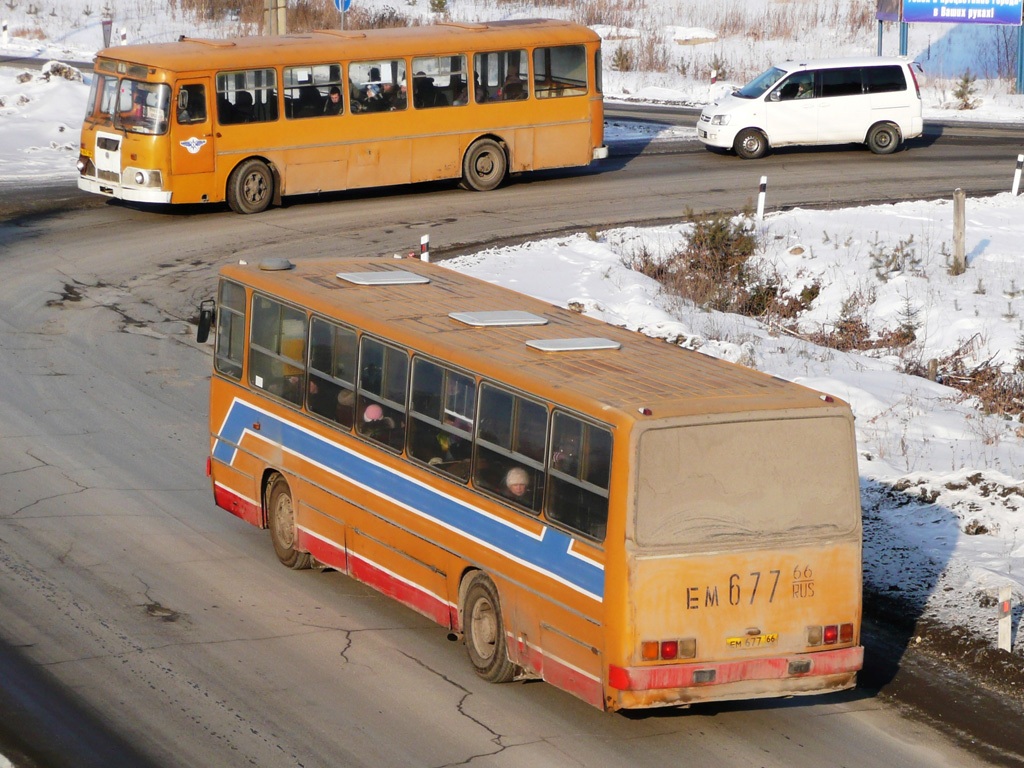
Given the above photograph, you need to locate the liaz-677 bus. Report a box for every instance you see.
[197,256,863,710]
[77,19,607,214]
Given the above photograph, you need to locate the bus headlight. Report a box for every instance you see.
[124,168,163,188]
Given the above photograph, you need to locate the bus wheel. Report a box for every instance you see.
[461,139,507,191]
[266,474,311,570]
[227,158,273,214]
[463,573,516,683]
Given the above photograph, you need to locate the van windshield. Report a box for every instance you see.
[634,415,859,549]
[735,66,786,99]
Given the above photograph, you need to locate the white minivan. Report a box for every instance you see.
[697,57,923,159]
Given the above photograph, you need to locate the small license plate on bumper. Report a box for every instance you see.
[726,633,778,649]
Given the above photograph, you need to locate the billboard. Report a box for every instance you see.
[876,0,901,21]
[901,0,1024,24]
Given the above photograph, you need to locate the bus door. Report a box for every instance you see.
[171,78,215,177]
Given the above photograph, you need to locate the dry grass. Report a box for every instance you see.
[174,0,417,32]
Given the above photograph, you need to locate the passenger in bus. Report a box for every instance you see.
[361,403,396,438]
[474,74,489,103]
[381,81,406,111]
[324,86,343,115]
[232,91,253,123]
[501,66,525,100]
[501,466,530,502]
[413,72,443,108]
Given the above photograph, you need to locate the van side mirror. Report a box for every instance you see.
[768,90,780,102]
[196,298,215,344]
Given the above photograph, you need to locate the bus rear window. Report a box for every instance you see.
[635,416,859,548]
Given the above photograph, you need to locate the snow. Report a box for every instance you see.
[1,1,1021,657]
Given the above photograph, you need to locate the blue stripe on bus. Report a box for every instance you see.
[213,398,605,600]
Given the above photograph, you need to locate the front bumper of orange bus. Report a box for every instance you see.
[77,162,172,204]
[607,645,863,709]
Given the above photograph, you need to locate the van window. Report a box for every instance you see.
[819,67,862,98]
[736,66,785,99]
[864,65,906,94]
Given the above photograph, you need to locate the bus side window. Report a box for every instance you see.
[473,50,528,104]
[216,68,277,125]
[473,384,545,512]
[356,336,408,452]
[349,59,407,113]
[411,54,467,108]
[409,358,474,481]
[176,84,207,124]
[214,279,246,380]
[532,45,588,99]
[308,317,357,428]
[249,294,307,406]
[546,412,611,541]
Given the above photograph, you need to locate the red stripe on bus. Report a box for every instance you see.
[516,635,604,708]
[214,484,262,526]
[348,552,453,626]
[607,646,863,691]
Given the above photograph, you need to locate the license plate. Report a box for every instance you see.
[726,633,779,649]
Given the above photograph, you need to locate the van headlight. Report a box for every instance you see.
[711,114,731,126]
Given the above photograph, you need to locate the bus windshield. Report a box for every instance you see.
[735,66,786,99]
[85,73,170,135]
[634,415,858,548]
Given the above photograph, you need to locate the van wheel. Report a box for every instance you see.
[266,474,311,570]
[867,123,900,155]
[461,139,507,191]
[227,158,273,214]
[734,129,768,160]
[463,573,516,682]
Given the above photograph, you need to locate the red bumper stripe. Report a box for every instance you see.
[609,646,863,691]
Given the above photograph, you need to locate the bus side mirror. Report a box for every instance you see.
[196,299,215,344]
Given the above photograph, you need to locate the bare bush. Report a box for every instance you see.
[905,335,1024,419]
[623,210,816,319]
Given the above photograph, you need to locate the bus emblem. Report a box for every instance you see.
[180,137,207,154]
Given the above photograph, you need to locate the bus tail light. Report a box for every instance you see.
[806,622,854,647]
[641,638,697,661]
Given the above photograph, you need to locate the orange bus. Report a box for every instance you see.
[77,19,607,214]
[197,256,864,710]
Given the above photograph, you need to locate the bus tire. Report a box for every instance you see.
[266,474,311,570]
[463,573,516,683]
[461,139,507,192]
[733,128,768,160]
[866,122,900,155]
[227,158,274,214]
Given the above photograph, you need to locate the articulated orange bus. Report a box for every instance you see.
[198,256,863,710]
[77,19,607,213]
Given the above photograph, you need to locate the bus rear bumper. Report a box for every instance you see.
[607,645,863,709]
[78,175,173,204]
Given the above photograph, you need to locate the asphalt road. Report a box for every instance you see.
[1,118,1023,767]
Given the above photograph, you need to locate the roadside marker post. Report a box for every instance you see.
[998,585,1012,652]
[420,234,430,262]
[1012,155,1023,196]
[120,27,127,45]
[2,21,8,46]
[756,175,767,221]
